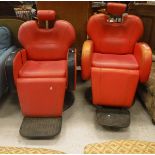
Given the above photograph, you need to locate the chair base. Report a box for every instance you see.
[85,87,97,107]
[96,107,130,128]
[64,91,74,111]
[20,117,62,139]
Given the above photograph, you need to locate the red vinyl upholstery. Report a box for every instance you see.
[87,14,143,54]
[37,10,56,21]
[91,68,139,107]
[92,53,139,70]
[13,10,76,117]
[81,2,152,107]
[19,61,67,78]
[18,20,75,61]
[107,3,127,16]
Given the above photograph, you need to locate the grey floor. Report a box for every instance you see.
[0,79,155,154]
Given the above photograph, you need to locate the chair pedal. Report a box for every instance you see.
[20,117,62,139]
[96,107,130,128]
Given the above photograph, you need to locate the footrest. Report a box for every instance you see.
[96,107,130,128]
[20,117,62,139]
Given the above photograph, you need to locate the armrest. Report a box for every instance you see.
[5,49,27,89]
[134,42,152,83]
[67,48,77,90]
[81,40,93,80]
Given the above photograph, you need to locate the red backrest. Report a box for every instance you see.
[18,10,76,60]
[87,3,143,54]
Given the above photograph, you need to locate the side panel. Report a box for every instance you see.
[17,78,66,117]
[91,67,139,107]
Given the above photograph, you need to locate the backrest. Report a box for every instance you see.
[0,26,11,51]
[87,3,143,54]
[18,10,76,60]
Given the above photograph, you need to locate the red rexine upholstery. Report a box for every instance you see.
[17,78,66,116]
[18,19,75,61]
[13,10,76,117]
[82,2,152,108]
[13,49,27,85]
[19,61,67,78]
[92,68,139,107]
[87,14,143,54]
[107,3,127,16]
[37,10,56,21]
[92,53,139,70]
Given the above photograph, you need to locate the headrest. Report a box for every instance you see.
[107,3,127,16]
[37,10,56,21]
[0,26,11,50]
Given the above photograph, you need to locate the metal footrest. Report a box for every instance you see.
[96,107,130,128]
[20,117,62,139]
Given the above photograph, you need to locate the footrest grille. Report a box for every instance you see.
[96,107,130,128]
[20,117,62,139]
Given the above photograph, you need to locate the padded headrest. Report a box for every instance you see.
[37,10,56,21]
[0,26,11,50]
[107,2,127,16]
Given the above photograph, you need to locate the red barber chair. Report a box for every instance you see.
[13,10,76,138]
[81,3,152,128]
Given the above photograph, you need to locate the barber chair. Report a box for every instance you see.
[81,3,152,128]
[13,10,76,138]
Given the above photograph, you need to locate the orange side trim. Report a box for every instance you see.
[81,40,93,80]
[134,42,152,83]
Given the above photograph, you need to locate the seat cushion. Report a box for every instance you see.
[92,53,139,70]
[19,60,67,78]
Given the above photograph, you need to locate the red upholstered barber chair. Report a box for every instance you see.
[13,10,76,138]
[81,3,152,128]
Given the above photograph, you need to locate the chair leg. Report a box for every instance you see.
[63,90,75,111]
